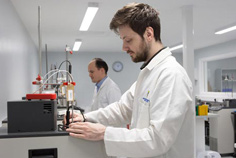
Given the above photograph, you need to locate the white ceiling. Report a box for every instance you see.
[10,0,236,54]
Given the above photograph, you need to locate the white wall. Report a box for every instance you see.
[0,0,38,122]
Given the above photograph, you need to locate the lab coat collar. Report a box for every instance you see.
[144,47,172,71]
[140,46,167,70]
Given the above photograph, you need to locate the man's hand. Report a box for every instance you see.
[66,122,106,141]
[62,112,84,125]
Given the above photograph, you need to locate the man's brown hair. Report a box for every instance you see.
[110,3,161,42]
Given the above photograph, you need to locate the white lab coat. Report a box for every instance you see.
[86,47,194,158]
[90,76,121,112]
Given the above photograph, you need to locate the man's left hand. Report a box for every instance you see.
[66,122,106,141]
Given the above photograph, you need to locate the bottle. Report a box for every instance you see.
[199,102,208,116]
[196,105,199,116]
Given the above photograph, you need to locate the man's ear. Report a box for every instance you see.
[100,67,105,73]
[145,27,154,41]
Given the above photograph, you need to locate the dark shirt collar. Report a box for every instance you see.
[140,46,167,70]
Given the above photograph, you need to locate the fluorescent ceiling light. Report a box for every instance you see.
[79,3,99,31]
[169,44,183,51]
[73,40,82,51]
[215,25,236,35]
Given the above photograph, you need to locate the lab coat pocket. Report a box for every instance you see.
[137,98,150,128]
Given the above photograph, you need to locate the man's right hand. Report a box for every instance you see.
[62,112,85,125]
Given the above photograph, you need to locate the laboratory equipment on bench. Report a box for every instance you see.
[209,99,236,156]
[7,69,76,133]
[196,102,208,116]
[7,100,57,133]
[7,56,83,132]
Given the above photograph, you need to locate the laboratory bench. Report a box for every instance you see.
[0,100,108,158]
[0,125,108,158]
[1,114,218,158]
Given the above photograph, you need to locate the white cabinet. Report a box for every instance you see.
[209,109,236,154]
[215,69,236,92]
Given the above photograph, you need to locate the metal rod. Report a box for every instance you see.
[38,6,42,93]
[66,45,69,82]
[66,46,69,109]
[45,44,48,76]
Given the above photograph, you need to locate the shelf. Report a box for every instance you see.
[222,80,236,82]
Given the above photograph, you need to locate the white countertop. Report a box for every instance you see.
[196,113,219,119]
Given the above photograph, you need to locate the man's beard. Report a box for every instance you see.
[131,40,149,63]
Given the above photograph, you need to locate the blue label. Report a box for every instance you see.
[143,97,150,103]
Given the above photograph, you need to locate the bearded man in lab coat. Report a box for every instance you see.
[65,3,194,158]
[87,58,122,112]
